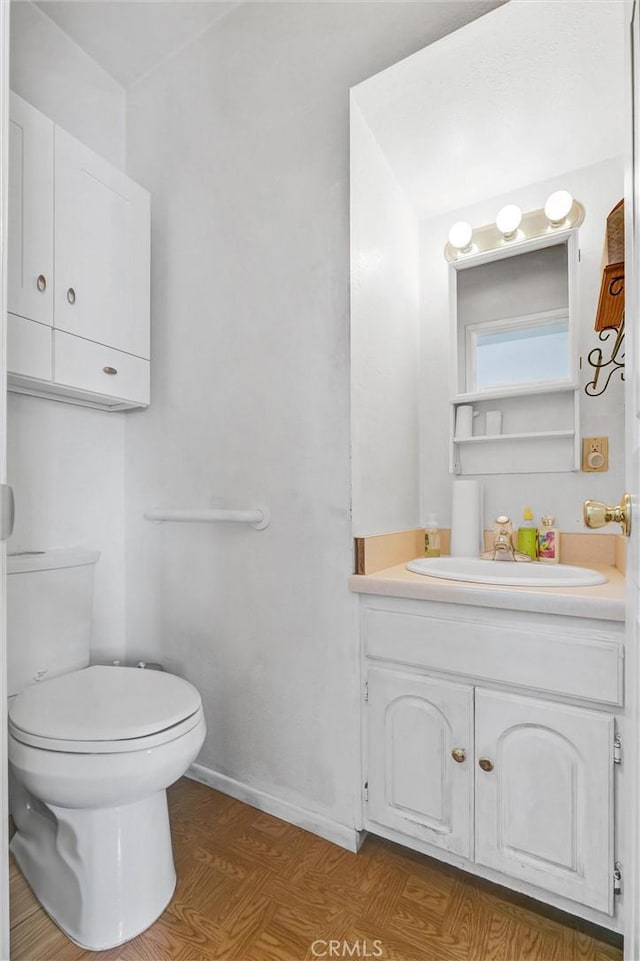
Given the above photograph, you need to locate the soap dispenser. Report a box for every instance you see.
[538,516,560,564]
[424,514,441,558]
[516,507,538,559]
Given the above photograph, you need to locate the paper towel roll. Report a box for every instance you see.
[450,480,483,557]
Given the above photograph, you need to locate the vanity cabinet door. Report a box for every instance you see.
[7,93,54,328]
[366,668,473,858]
[475,688,614,913]
[54,127,150,360]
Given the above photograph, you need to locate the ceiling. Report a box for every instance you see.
[33,0,241,87]
[353,0,625,220]
[31,0,506,91]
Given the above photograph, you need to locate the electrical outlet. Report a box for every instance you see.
[582,436,609,472]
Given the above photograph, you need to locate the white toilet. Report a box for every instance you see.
[7,548,206,951]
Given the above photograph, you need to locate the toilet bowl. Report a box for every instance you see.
[9,665,206,951]
[7,548,207,949]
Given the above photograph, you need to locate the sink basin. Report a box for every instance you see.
[405,557,607,588]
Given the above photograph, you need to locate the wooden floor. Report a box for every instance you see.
[11,777,622,961]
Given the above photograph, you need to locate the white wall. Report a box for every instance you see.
[351,0,625,538]
[124,1,497,834]
[351,102,420,537]
[9,0,125,166]
[8,0,128,662]
[419,158,625,532]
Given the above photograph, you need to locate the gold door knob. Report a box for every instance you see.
[451,748,466,763]
[584,493,631,537]
[478,758,494,772]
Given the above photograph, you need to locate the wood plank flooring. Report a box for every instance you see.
[10,777,623,961]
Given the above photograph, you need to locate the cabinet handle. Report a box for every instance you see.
[102,366,118,376]
[36,274,47,292]
[478,758,494,772]
[451,748,466,763]
[67,287,76,305]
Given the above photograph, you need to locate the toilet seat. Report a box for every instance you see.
[9,665,203,754]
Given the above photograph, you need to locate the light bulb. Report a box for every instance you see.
[448,221,473,252]
[496,204,522,239]
[544,190,573,226]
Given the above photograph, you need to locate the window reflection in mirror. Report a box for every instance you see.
[469,311,570,392]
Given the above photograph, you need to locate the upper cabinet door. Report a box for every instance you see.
[8,93,54,326]
[475,688,614,914]
[54,127,150,359]
[366,668,474,858]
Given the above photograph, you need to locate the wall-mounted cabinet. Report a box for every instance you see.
[449,233,580,474]
[7,93,150,411]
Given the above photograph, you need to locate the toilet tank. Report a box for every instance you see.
[8,549,100,695]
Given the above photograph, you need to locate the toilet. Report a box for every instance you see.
[7,549,206,951]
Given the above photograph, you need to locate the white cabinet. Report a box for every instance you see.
[367,668,473,858]
[361,599,622,924]
[7,93,150,410]
[53,332,150,408]
[7,94,54,328]
[475,689,613,914]
[54,127,149,360]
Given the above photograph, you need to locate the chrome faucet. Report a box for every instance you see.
[481,515,533,562]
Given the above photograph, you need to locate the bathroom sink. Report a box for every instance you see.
[405,557,607,588]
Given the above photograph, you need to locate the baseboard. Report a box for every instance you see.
[187,763,366,854]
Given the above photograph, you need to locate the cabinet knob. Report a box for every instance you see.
[451,748,466,763]
[478,758,494,772]
[36,274,47,292]
[102,366,118,376]
[66,287,76,305]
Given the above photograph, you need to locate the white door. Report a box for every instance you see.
[625,3,640,956]
[366,668,474,857]
[7,93,54,327]
[54,126,150,359]
[0,6,10,959]
[475,688,614,914]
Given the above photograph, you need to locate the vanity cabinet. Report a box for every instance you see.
[367,668,473,858]
[361,597,623,924]
[7,93,150,410]
[475,688,614,914]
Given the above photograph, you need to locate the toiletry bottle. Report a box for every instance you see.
[424,514,441,558]
[538,516,560,564]
[516,507,538,559]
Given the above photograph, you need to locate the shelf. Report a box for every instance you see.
[454,430,575,445]
[452,383,578,405]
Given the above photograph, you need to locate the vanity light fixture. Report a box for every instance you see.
[443,195,584,262]
[495,204,522,240]
[448,220,473,253]
[544,190,574,227]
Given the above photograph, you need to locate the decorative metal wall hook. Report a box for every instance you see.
[585,315,625,397]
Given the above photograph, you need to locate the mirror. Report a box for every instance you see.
[455,238,572,396]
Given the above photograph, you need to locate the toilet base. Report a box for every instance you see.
[11,782,177,951]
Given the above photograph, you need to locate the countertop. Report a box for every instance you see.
[349,561,626,622]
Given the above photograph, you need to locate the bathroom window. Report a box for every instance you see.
[466,309,570,392]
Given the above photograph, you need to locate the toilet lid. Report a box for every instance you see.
[9,665,202,742]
